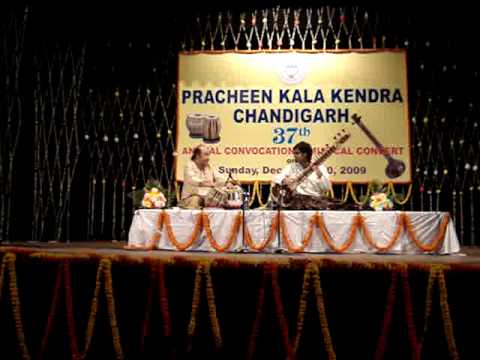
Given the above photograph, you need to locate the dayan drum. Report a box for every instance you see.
[204,187,228,207]
[202,115,221,143]
[225,186,244,209]
[186,113,205,138]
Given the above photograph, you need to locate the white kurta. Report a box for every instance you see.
[273,163,331,196]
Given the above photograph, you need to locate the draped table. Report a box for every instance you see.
[127,209,459,254]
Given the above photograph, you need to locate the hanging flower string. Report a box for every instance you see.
[270,264,295,359]
[81,259,124,360]
[437,267,459,360]
[374,269,398,360]
[39,264,63,360]
[63,261,80,360]
[187,262,223,352]
[247,267,268,360]
[400,266,421,360]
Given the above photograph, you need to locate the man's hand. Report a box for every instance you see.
[282,176,297,191]
[200,180,215,187]
[315,166,323,179]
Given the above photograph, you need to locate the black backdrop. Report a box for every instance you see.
[1,2,479,243]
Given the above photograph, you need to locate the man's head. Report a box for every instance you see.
[293,141,313,164]
[191,144,210,167]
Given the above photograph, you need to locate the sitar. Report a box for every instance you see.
[351,114,406,179]
[271,130,351,205]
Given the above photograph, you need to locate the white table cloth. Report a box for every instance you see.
[127,209,460,254]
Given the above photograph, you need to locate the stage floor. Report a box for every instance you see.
[1,241,480,270]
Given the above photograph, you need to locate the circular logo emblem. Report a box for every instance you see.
[278,62,306,85]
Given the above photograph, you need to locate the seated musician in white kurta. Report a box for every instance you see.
[271,141,332,208]
[179,144,227,208]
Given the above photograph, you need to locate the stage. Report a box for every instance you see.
[1,242,480,359]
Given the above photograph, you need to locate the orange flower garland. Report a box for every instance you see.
[293,263,336,359]
[437,268,459,360]
[103,260,124,360]
[359,214,403,252]
[317,213,359,253]
[244,214,279,251]
[164,211,203,251]
[404,213,450,252]
[148,211,165,249]
[270,264,295,359]
[3,253,31,360]
[375,270,398,360]
[203,211,241,252]
[63,262,80,360]
[247,268,268,360]
[187,262,223,351]
[281,213,317,253]
[145,210,449,253]
[39,264,63,360]
[311,263,336,360]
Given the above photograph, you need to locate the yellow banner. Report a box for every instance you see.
[176,51,411,183]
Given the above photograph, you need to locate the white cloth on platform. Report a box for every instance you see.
[127,209,460,254]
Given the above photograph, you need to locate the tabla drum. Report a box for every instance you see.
[225,187,244,209]
[202,115,221,143]
[186,114,205,138]
[204,187,227,207]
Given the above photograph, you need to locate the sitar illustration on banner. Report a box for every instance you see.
[176,51,411,183]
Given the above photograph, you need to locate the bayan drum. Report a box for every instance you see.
[202,115,221,143]
[186,113,205,138]
[204,187,227,207]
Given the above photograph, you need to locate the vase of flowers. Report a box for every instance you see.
[128,180,175,209]
[367,180,393,211]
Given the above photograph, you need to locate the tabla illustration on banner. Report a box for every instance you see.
[185,113,222,143]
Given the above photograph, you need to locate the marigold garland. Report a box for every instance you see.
[158,264,172,338]
[293,263,336,359]
[246,267,268,360]
[145,210,449,253]
[39,264,63,360]
[0,253,7,301]
[404,213,449,252]
[419,265,436,353]
[203,211,241,252]
[63,262,80,360]
[81,259,104,358]
[375,270,398,360]
[270,264,295,359]
[204,263,223,349]
[103,260,124,360]
[81,259,124,360]
[4,253,31,360]
[148,211,165,249]
[140,262,156,353]
[293,263,311,353]
[244,213,279,251]
[311,263,336,360]
[399,267,420,360]
[164,211,203,251]
[281,213,317,253]
[437,268,460,360]
[186,262,223,351]
[317,213,359,253]
[186,263,203,352]
[360,214,403,252]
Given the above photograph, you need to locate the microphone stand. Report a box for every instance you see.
[238,190,250,253]
[274,189,287,254]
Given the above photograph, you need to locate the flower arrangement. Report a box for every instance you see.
[367,180,393,211]
[128,179,175,209]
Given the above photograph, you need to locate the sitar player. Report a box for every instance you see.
[271,141,333,209]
